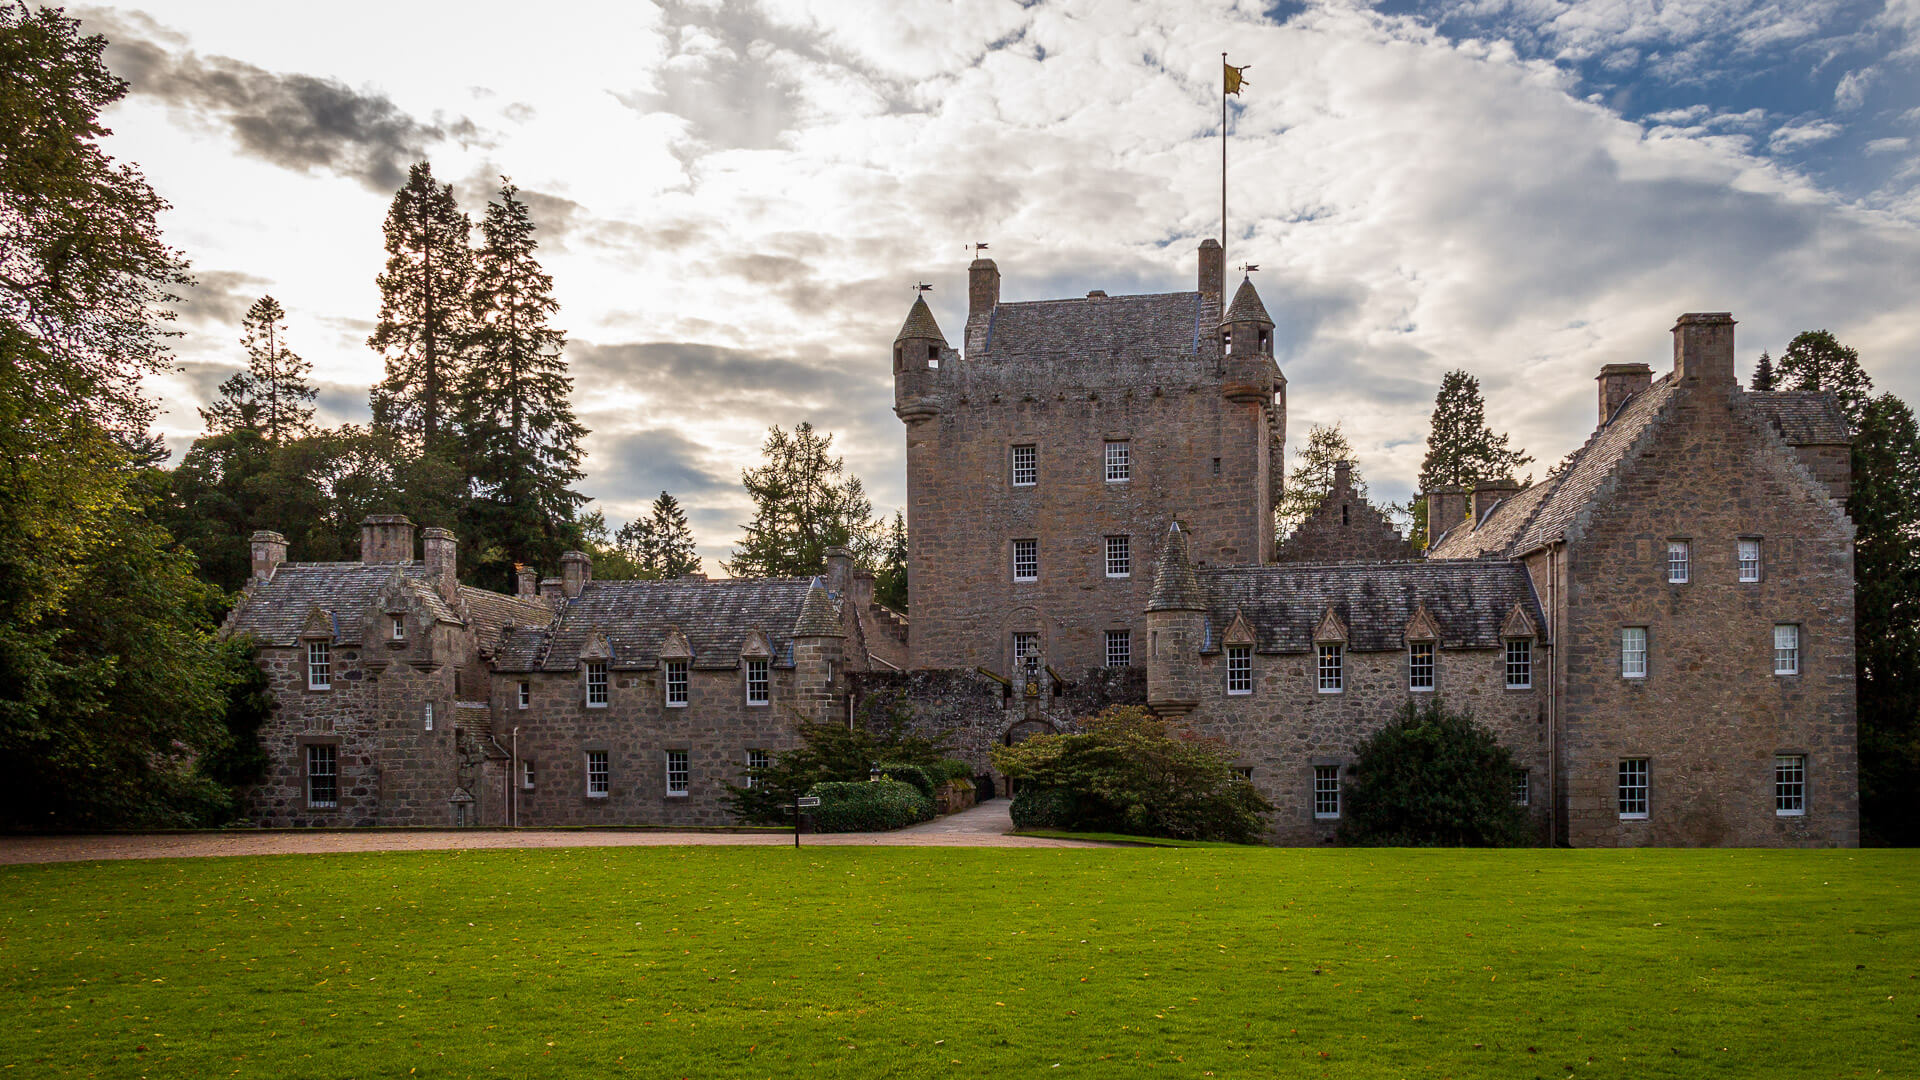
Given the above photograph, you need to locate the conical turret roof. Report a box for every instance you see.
[1147,523,1207,612]
[1223,277,1273,326]
[895,296,947,344]
[792,576,844,637]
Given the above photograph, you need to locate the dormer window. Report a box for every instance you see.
[307,641,331,691]
[585,661,609,707]
[666,659,689,706]
[746,657,770,704]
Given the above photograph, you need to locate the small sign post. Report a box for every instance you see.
[792,796,821,848]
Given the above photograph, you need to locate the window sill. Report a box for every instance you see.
[586,792,608,799]
[1619,812,1648,821]
[1776,809,1806,817]
[1227,689,1252,697]
[1410,686,1435,693]
[306,804,338,812]
[1621,674,1646,681]
[1317,688,1343,695]
[1505,683,1533,691]
[665,791,689,798]
[1313,813,1340,821]
[586,702,608,709]
[666,701,689,709]
[1774,672,1800,678]
[1106,573,1131,580]
[1013,578,1038,584]
[746,699,770,707]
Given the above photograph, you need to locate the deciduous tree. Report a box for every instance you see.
[1338,696,1534,847]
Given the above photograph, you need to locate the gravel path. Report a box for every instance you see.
[0,799,1109,865]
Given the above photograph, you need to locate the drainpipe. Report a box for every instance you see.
[1548,543,1562,847]
[511,726,519,829]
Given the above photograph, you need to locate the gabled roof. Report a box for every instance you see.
[494,577,832,673]
[982,291,1213,361]
[225,563,459,646]
[1748,391,1850,445]
[1199,560,1546,653]
[458,585,555,659]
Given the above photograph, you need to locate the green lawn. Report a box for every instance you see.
[1,847,1913,1078]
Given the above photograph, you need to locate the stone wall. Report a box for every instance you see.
[1274,464,1415,563]
[849,665,1149,777]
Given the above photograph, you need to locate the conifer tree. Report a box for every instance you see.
[455,179,585,581]
[1776,330,1873,430]
[873,510,908,612]
[368,161,471,449]
[1750,350,1776,391]
[199,295,315,442]
[1411,370,1533,547]
[1851,392,1920,844]
[1275,423,1365,539]
[615,491,701,579]
[725,423,877,578]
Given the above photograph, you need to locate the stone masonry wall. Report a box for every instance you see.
[849,666,1149,778]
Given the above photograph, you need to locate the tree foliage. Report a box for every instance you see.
[1275,423,1380,539]
[1750,350,1776,392]
[1337,696,1534,847]
[1413,369,1533,547]
[201,295,314,443]
[873,510,908,612]
[1775,330,1873,431]
[1850,392,1920,845]
[992,706,1274,843]
[725,692,949,825]
[615,490,701,580]
[369,161,471,450]
[725,422,878,578]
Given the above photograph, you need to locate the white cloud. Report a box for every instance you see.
[1769,120,1844,151]
[1835,67,1875,110]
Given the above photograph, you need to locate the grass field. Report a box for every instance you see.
[1,847,1913,1078]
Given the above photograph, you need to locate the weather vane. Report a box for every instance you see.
[970,242,990,254]
[1238,262,1260,275]
[914,282,933,293]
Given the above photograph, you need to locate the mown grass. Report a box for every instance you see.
[1,847,1913,1079]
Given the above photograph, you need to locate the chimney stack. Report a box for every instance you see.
[968,257,1000,325]
[516,564,538,599]
[1472,479,1522,524]
[1596,363,1653,425]
[559,550,592,598]
[360,514,415,564]
[1673,312,1736,388]
[540,577,563,600]
[249,530,288,581]
[1332,460,1353,494]
[422,527,458,601]
[823,546,854,598]
[1424,486,1467,545]
[1198,238,1224,303]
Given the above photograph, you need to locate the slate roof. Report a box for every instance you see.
[1224,277,1273,325]
[494,578,835,673]
[982,291,1211,360]
[1200,560,1547,653]
[458,585,555,659]
[793,578,844,637]
[1147,523,1206,611]
[896,296,946,343]
[1748,391,1849,444]
[225,563,460,646]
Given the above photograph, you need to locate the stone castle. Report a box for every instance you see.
[225,238,1858,846]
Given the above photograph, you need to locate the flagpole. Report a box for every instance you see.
[1221,52,1228,262]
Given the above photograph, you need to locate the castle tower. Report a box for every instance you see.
[893,295,947,423]
[790,577,846,725]
[1221,277,1283,562]
[1145,523,1206,717]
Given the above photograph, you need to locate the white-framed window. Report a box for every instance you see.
[521,759,536,790]
[1104,440,1130,482]
[423,703,434,732]
[1317,643,1344,692]
[518,681,531,709]
[1313,765,1341,819]
[1667,540,1690,584]
[1105,534,1131,578]
[1621,627,1648,679]
[1011,444,1037,487]
[1774,624,1800,675]
[1105,629,1131,668]
[1739,539,1762,582]
[1011,631,1039,669]
[586,661,609,706]
[665,749,690,796]
[1409,640,1435,692]
[1618,758,1649,819]
[666,659,689,706]
[1227,645,1253,695]
[305,744,337,809]
[586,750,609,797]
[1012,539,1038,582]
[746,749,769,788]
[1505,639,1533,689]
[1513,769,1530,807]
[746,657,770,704]
[1775,754,1806,816]
[306,640,331,691]
[391,615,406,641]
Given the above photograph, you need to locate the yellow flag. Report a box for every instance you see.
[1224,61,1248,96]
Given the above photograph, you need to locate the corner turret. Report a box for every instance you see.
[1221,276,1277,404]
[792,577,846,723]
[893,295,946,423]
[1145,523,1207,717]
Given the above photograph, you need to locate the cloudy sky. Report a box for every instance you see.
[78,0,1920,572]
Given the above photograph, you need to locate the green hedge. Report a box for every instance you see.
[875,763,936,801]
[806,780,935,833]
[928,759,975,785]
[1010,787,1075,830]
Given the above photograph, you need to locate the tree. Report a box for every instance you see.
[725,422,878,578]
[725,692,949,825]
[615,491,701,579]
[1275,422,1367,539]
[455,180,587,587]
[1850,393,1920,845]
[873,510,908,612]
[1751,350,1776,392]
[1337,696,1534,847]
[201,296,315,442]
[368,161,471,450]
[1776,330,1873,430]
[1413,370,1533,547]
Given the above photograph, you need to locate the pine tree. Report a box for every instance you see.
[725,423,877,578]
[873,510,908,612]
[1410,370,1533,548]
[1275,423,1363,539]
[455,180,586,583]
[199,295,315,442]
[1851,392,1920,844]
[1751,350,1776,391]
[615,491,701,579]
[1775,330,1873,431]
[368,161,471,450]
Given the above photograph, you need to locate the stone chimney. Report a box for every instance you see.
[1597,362,1653,425]
[422,527,458,601]
[1332,460,1353,495]
[823,545,854,598]
[559,550,592,598]
[968,257,1000,325]
[516,564,538,599]
[1198,238,1224,304]
[1673,312,1736,388]
[1472,479,1522,524]
[1424,486,1467,545]
[540,577,563,600]
[361,514,415,564]
[249,530,288,581]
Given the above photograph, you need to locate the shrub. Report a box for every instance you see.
[724,697,953,825]
[876,763,936,801]
[928,759,974,786]
[806,780,935,832]
[1009,786,1075,829]
[1337,696,1535,847]
[992,706,1273,842]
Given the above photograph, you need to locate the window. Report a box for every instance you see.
[746,657,770,704]
[1618,758,1649,819]
[1104,440,1130,482]
[1317,643,1344,692]
[1512,769,1530,807]
[1409,641,1435,691]
[1212,456,1222,476]
[1774,624,1800,675]
[666,659,689,706]
[1105,629,1131,668]
[391,616,405,641]
[306,640,331,691]
[1011,444,1037,487]
[1621,627,1648,679]
[521,759,536,790]
[1313,766,1341,819]
[1227,645,1253,695]
[586,661,609,707]
[1667,540,1690,584]
[1012,539,1038,582]
[423,703,433,732]
[666,750,690,796]
[1011,632,1039,669]
[1105,535,1131,578]
[1775,754,1806,816]
[518,681,531,709]
[586,751,609,797]
[1739,539,1762,582]
[306,744,337,809]
[1505,639,1533,689]
[746,749,769,789]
